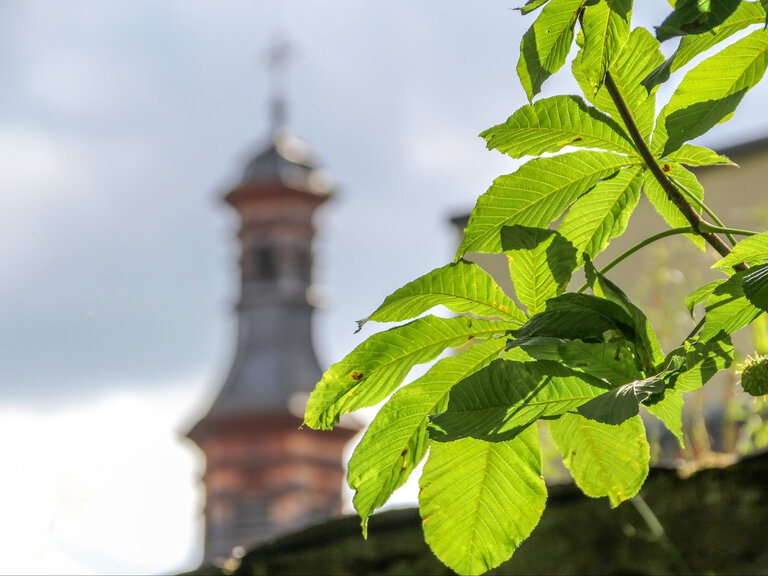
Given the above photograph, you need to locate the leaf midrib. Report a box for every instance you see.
[321,322,511,411]
[499,123,637,156]
[375,290,524,323]
[472,156,640,252]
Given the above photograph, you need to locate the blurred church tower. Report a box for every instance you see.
[187,41,359,566]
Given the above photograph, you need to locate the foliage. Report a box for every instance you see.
[305,2,768,574]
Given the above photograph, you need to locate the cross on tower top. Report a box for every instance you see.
[265,37,292,132]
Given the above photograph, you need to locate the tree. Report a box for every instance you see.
[304,1,768,574]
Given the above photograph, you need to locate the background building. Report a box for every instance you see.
[188,120,359,564]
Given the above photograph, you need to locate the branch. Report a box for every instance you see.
[602,71,746,271]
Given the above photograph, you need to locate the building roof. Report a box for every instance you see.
[240,127,333,195]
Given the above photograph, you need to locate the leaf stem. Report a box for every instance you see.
[685,317,706,341]
[630,494,692,574]
[602,71,745,270]
[697,222,757,238]
[666,173,737,246]
[576,227,693,294]
[576,225,754,294]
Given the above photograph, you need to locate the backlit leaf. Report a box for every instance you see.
[429,359,612,442]
[517,0,587,100]
[743,264,768,313]
[701,273,762,340]
[686,279,726,317]
[304,316,515,429]
[656,29,768,157]
[559,165,643,258]
[656,0,742,41]
[349,338,508,532]
[580,0,632,91]
[663,144,735,167]
[521,0,553,15]
[643,1,766,88]
[481,95,636,158]
[502,226,578,315]
[360,260,526,329]
[419,429,546,575]
[675,335,734,392]
[646,388,684,444]
[713,231,768,269]
[574,27,664,141]
[458,151,639,256]
[549,413,649,507]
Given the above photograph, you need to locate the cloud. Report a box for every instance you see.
[0,384,204,574]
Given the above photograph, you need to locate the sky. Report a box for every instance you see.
[2,1,768,574]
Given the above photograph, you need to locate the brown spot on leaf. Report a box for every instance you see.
[401,448,408,457]
[662,163,672,173]
[349,370,364,382]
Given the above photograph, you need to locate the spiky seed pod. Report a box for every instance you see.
[740,355,768,397]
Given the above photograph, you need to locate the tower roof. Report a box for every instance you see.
[240,127,333,196]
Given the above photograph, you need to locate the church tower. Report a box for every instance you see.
[188,45,359,565]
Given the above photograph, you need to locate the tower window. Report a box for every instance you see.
[254,245,278,281]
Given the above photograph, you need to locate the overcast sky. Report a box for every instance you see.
[2,1,768,574]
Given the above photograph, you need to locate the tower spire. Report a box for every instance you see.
[266,37,292,133]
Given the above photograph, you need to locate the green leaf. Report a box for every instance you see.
[642,163,706,250]
[675,335,734,392]
[419,429,546,576]
[502,226,578,315]
[763,0,768,24]
[643,2,767,89]
[559,165,643,258]
[578,374,666,425]
[511,335,643,384]
[743,264,768,312]
[580,0,632,91]
[480,95,637,158]
[686,279,726,317]
[360,260,526,330]
[663,144,736,167]
[549,413,649,507]
[585,259,666,371]
[656,29,768,157]
[429,359,612,442]
[713,231,768,269]
[701,272,763,340]
[512,292,636,342]
[348,338,508,532]
[458,151,639,256]
[304,316,515,429]
[517,0,587,100]
[520,0,553,15]
[574,27,664,141]
[657,0,742,41]
[646,389,684,445]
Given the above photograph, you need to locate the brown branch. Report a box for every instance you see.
[602,71,745,270]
